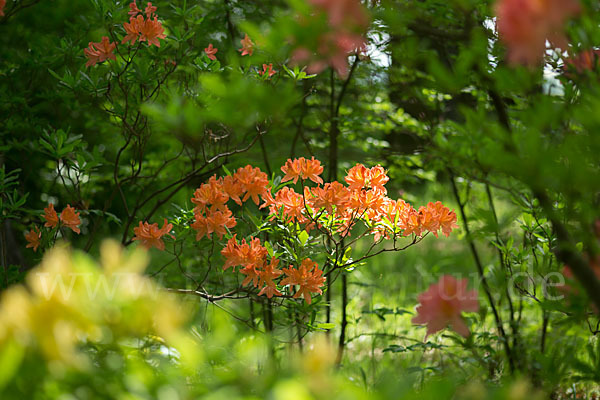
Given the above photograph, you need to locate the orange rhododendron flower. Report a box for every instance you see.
[43,203,59,228]
[368,165,389,188]
[344,163,369,189]
[248,238,268,264]
[412,275,479,338]
[281,157,324,185]
[205,43,218,61]
[192,206,237,240]
[496,0,580,66]
[432,202,459,237]
[240,263,262,288]
[132,219,174,250]
[281,159,303,184]
[302,157,324,184]
[264,186,313,225]
[279,159,457,241]
[0,0,5,17]
[144,1,157,18]
[309,181,350,215]
[221,236,267,273]
[258,257,283,298]
[190,214,209,241]
[348,187,385,216]
[60,205,81,234]
[281,258,326,304]
[259,63,277,77]
[274,187,305,221]
[238,239,269,287]
[221,235,245,271]
[260,188,277,211]
[139,17,166,47]
[234,165,269,205]
[122,15,144,45]
[128,0,141,15]
[25,226,41,252]
[84,36,117,68]
[191,175,229,212]
[344,164,388,191]
[400,207,423,237]
[221,175,244,206]
[238,33,254,56]
[417,201,458,238]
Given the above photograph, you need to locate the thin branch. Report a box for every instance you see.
[450,171,515,374]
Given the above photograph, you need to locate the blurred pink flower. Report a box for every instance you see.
[309,0,369,29]
[205,43,218,61]
[291,0,369,77]
[496,0,580,66]
[238,34,254,56]
[560,256,600,302]
[292,32,366,77]
[412,275,479,338]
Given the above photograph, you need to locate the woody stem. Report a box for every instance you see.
[449,171,515,374]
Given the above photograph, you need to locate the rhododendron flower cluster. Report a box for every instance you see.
[188,159,457,246]
[25,203,83,252]
[132,219,174,250]
[43,203,81,234]
[221,234,325,303]
[261,186,309,225]
[122,1,166,47]
[292,0,369,76]
[260,63,277,78]
[142,158,457,304]
[495,0,580,66]
[84,36,117,68]
[412,275,479,338]
[0,0,5,17]
[83,1,166,67]
[219,159,455,301]
[189,166,269,241]
[263,159,457,241]
[281,258,326,304]
[281,157,324,185]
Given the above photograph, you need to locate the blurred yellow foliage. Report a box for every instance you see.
[0,240,189,371]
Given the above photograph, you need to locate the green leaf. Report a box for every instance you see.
[264,241,274,258]
[298,230,309,246]
[315,323,335,331]
[383,345,407,353]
